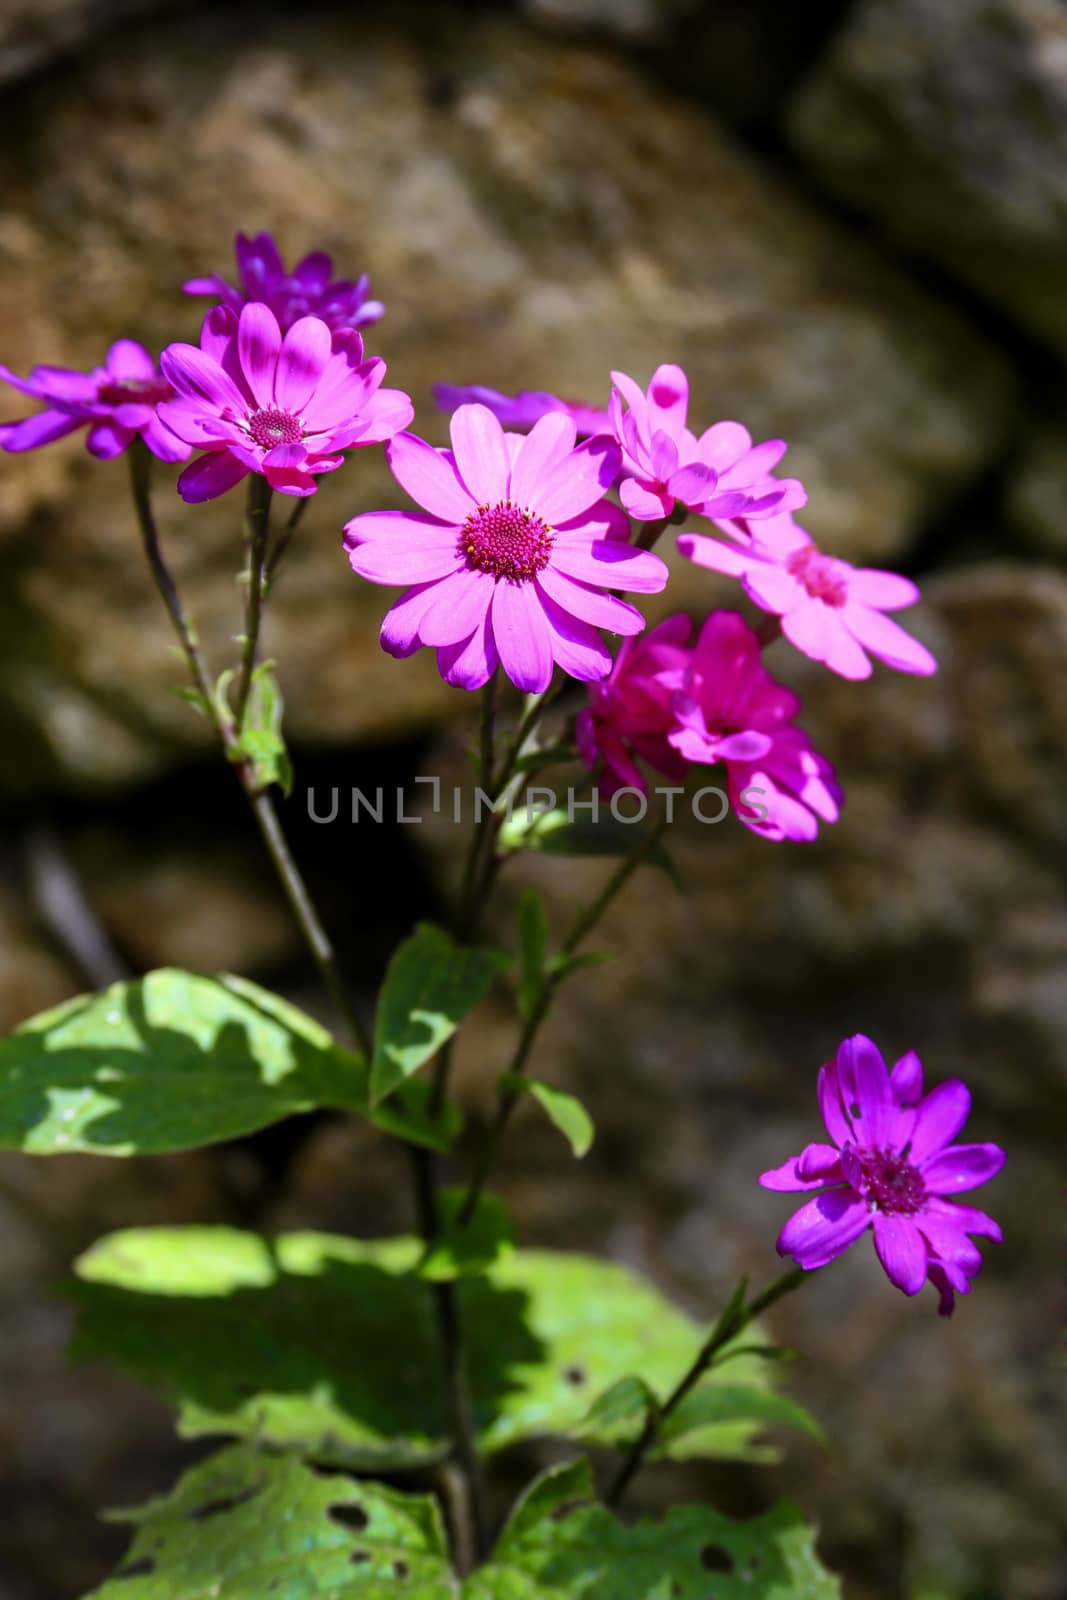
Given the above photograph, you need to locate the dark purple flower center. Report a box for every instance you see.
[786,545,849,607]
[248,406,303,450]
[859,1147,926,1215]
[461,500,553,582]
[97,376,173,408]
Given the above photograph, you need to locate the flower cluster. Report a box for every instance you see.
[0,340,190,463]
[761,1035,1004,1313]
[184,231,384,334]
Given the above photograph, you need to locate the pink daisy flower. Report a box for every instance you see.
[678,510,937,680]
[577,614,693,795]
[0,340,190,463]
[344,403,668,693]
[184,231,383,334]
[761,1035,1005,1314]
[668,611,842,842]
[610,363,807,523]
[157,304,412,503]
[432,383,611,440]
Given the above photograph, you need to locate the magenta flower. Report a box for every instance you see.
[577,614,693,795]
[345,403,668,693]
[157,305,412,502]
[761,1035,1005,1314]
[610,364,806,523]
[0,340,190,463]
[433,383,611,440]
[668,611,841,842]
[184,231,383,334]
[678,511,936,680]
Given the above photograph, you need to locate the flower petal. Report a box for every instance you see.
[922,1195,1002,1244]
[86,418,134,459]
[848,568,920,611]
[160,343,248,416]
[920,1143,1006,1195]
[106,339,156,380]
[449,403,510,505]
[274,316,333,412]
[872,1212,927,1296]
[237,302,282,409]
[176,449,250,503]
[676,532,752,577]
[551,540,668,595]
[759,1142,844,1192]
[646,363,688,437]
[438,608,499,691]
[619,474,670,521]
[509,410,578,506]
[491,581,554,692]
[835,1034,894,1148]
[890,1049,924,1106]
[842,603,937,676]
[535,434,620,525]
[741,564,806,614]
[536,565,646,635]
[907,1080,971,1165]
[140,413,193,463]
[415,568,495,647]
[350,534,465,586]
[385,432,475,522]
[0,408,84,451]
[817,1061,851,1148]
[776,1190,870,1270]
[378,582,439,657]
[538,594,613,682]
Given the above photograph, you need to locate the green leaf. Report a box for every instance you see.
[0,969,454,1157]
[418,1189,515,1282]
[228,661,293,795]
[657,1385,827,1456]
[467,1459,841,1599]
[70,1230,785,1471]
[86,1443,453,1599]
[498,805,677,881]
[371,924,509,1105]
[574,1376,657,1442]
[500,1074,594,1157]
[88,1448,840,1599]
[516,890,548,1023]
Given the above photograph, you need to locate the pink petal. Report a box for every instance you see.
[491,581,554,692]
[696,420,751,471]
[274,317,332,412]
[872,1213,927,1295]
[534,434,620,525]
[649,428,679,483]
[821,610,875,679]
[675,532,752,577]
[140,414,193,463]
[538,595,613,682]
[415,569,495,647]
[842,603,937,676]
[86,418,134,459]
[741,563,806,614]
[509,411,578,507]
[385,432,475,523]
[890,1050,924,1106]
[379,582,439,657]
[176,449,250,502]
[552,540,668,595]
[198,307,245,392]
[907,1080,971,1165]
[717,438,788,488]
[915,1211,983,1273]
[449,403,510,505]
[848,568,920,610]
[343,509,460,550]
[293,250,332,292]
[0,408,84,451]
[557,499,631,544]
[835,1034,894,1148]
[160,343,248,416]
[920,1143,1006,1195]
[106,339,156,380]
[619,474,671,521]
[438,608,499,690]
[667,461,717,507]
[338,387,413,446]
[609,369,651,445]
[237,302,282,409]
[776,1190,871,1269]
[646,362,688,436]
[817,1062,851,1148]
[349,535,465,586]
[759,1143,844,1192]
[922,1196,1002,1244]
[1,362,96,404]
[535,566,645,635]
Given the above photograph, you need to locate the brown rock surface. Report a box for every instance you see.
[0,1,1013,790]
[791,0,1067,355]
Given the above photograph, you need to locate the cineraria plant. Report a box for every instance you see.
[0,232,1005,1599]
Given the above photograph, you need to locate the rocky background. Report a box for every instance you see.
[0,0,1064,1596]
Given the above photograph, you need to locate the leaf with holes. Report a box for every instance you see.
[466,1458,841,1599]
[370,924,510,1105]
[85,1442,454,1598]
[70,1229,786,1471]
[0,969,453,1157]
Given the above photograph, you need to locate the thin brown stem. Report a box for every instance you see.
[234,473,273,732]
[605,1266,806,1509]
[264,495,308,591]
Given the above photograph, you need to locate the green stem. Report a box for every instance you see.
[264,496,308,592]
[127,445,371,1056]
[234,473,273,732]
[457,815,668,1227]
[605,1266,806,1509]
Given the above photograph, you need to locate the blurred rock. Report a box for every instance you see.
[0,881,78,1032]
[0,1,1014,791]
[1008,421,1067,557]
[0,0,166,85]
[791,0,1067,355]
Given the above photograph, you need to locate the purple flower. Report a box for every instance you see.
[344,402,668,693]
[157,304,412,502]
[433,383,611,440]
[678,510,937,680]
[184,231,383,334]
[667,611,842,842]
[761,1035,1005,1313]
[0,340,190,463]
[610,364,806,523]
[577,614,693,795]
